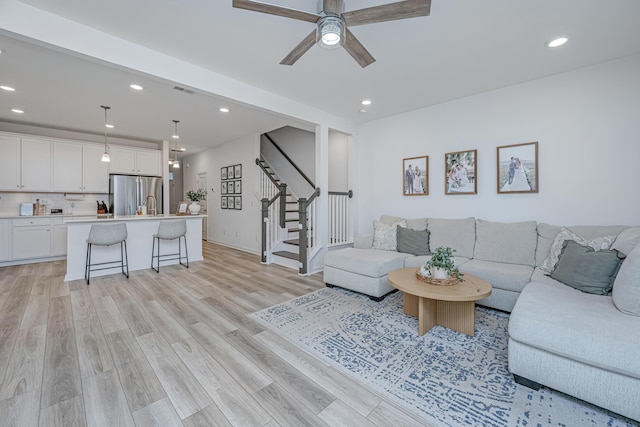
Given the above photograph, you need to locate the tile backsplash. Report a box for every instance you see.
[0,192,109,216]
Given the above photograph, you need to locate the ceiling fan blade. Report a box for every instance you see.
[343,29,376,68]
[280,30,317,66]
[323,0,343,15]
[233,0,319,23]
[343,0,431,27]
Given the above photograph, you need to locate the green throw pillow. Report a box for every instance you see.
[550,240,622,295]
[397,227,430,256]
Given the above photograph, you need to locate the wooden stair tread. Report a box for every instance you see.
[272,251,299,261]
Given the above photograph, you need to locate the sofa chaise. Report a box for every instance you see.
[323,215,640,422]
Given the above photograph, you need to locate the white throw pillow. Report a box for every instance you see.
[372,220,406,251]
[539,227,616,273]
[613,243,640,316]
[611,227,640,257]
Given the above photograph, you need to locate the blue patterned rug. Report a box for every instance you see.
[250,287,638,427]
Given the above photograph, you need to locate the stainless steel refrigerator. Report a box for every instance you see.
[109,174,163,216]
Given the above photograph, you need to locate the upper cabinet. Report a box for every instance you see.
[0,135,51,192]
[52,141,109,193]
[109,146,161,176]
[0,132,161,193]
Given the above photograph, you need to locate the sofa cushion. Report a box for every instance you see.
[539,227,616,273]
[460,259,533,293]
[372,220,406,251]
[509,281,640,379]
[611,227,640,257]
[378,215,427,231]
[428,217,476,259]
[550,240,622,295]
[474,219,537,266]
[324,248,412,278]
[612,243,640,316]
[397,227,430,256]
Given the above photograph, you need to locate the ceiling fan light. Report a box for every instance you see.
[317,15,344,49]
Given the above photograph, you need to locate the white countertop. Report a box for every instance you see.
[64,214,207,223]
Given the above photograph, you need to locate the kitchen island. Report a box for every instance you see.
[64,214,206,281]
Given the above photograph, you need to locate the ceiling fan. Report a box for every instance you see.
[232,0,431,68]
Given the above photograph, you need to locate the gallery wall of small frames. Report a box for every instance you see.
[221,164,242,210]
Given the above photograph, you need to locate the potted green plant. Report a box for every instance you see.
[186,188,207,215]
[420,246,464,280]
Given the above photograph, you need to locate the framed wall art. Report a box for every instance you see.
[221,182,227,194]
[234,164,242,179]
[227,196,234,209]
[497,142,538,194]
[221,196,227,209]
[221,167,227,180]
[402,156,428,196]
[227,166,234,180]
[234,180,241,194]
[234,196,242,210]
[227,182,234,194]
[445,149,477,195]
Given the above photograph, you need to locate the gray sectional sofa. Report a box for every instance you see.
[323,215,640,422]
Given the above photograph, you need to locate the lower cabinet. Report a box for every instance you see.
[0,220,9,261]
[52,218,68,256]
[12,217,52,260]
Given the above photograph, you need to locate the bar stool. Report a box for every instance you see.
[85,223,129,285]
[151,219,189,272]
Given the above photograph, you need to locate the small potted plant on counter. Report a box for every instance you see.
[186,188,207,215]
[419,246,464,282]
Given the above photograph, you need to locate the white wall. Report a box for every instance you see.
[183,134,261,253]
[328,131,349,192]
[356,54,640,232]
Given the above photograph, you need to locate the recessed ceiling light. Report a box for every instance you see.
[1,85,16,92]
[172,134,180,139]
[11,108,24,114]
[359,109,368,113]
[219,107,229,113]
[546,36,568,48]
[105,124,114,129]
[361,99,372,106]
[179,148,186,152]
[130,84,143,90]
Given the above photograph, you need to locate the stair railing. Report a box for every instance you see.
[264,133,315,189]
[257,159,289,263]
[298,187,320,274]
[256,158,287,228]
[328,190,354,246]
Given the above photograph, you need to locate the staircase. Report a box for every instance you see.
[258,159,301,269]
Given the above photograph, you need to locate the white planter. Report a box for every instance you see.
[431,267,449,280]
[188,202,201,215]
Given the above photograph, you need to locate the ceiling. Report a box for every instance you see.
[1,0,640,157]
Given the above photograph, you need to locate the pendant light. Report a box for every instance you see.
[172,120,180,169]
[100,105,111,162]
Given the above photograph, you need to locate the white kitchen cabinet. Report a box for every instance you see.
[0,135,21,190]
[12,217,52,260]
[53,141,83,192]
[82,144,110,192]
[0,220,10,261]
[53,141,109,193]
[135,150,161,176]
[110,146,161,176]
[0,136,53,192]
[20,138,52,192]
[52,217,67,256]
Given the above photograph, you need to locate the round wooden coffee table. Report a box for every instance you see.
[387,268,492,336]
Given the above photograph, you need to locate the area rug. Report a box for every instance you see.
[250,287,638,427]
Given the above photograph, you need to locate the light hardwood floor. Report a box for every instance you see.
[0,242,431,426]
